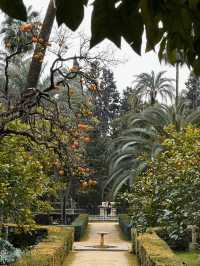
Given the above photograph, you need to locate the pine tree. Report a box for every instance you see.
[83,67,120,202]
[94,68,120,136]
[120,86,143,114]
[185,72,200,110]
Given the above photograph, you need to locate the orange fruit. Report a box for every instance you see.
[5,42,11,48]
[89,84,97,92]
[82,181,88,189]
[78,167,85,173]
[20,23,32,32]
[85,168,90,173]
[32,36,38,43]
[71,144,76,149]
[53,86,60,90]
[38,38,44,44]
[69,66,79,72]
[92,180,97,186]
[88,179,93,186]
[59,169,65,176]
[83,137,91,143]
[78,124,89,130]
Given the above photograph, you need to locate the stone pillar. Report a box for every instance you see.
[111,208,116,217]
[100,207,105,216]
[188,225,199,251]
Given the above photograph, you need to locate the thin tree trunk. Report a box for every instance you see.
[26,0,56,89]
[62,177,73,224]
[195,77,199,110]
[150,91,155,106]
[175,62,179,108]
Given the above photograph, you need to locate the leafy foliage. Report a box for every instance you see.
[133,71,174,105]
[72,214,88,241]
[1,5,39,53]
[2,1,200,72]
[120,86,143,114]
[107,101,200,199]
[184,72,200,110]
[0,125,58,225]
[0,0,27,21]
[10,226,74,266]
[93,68,120,135]
[55,0,88,30]
[125,125,200,240]
[130,102,200,133]
[0,239,22,265]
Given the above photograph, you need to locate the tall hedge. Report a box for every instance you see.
[71,214,88,241]
[118,214,132,240]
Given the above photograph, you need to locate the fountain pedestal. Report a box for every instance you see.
[97,232,109,247]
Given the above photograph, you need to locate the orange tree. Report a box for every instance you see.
[0,130,59,226]
[0,18,111,223]
[124,125,200,241]
[0,101,97,225]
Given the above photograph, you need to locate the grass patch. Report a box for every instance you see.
[175,251,200,266]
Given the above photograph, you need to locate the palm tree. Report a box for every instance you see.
[105,102,200,199]
[103,126,162,199]
[130,102,200,134]
[133,71,174,105]
[161,49,187,108]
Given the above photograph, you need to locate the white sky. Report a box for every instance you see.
[18,1,192,92]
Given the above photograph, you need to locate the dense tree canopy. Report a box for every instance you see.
[184,72,200,110]
[124,125,200,241]
[0,127,58,225]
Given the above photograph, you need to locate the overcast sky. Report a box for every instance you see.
[23,0,190,93]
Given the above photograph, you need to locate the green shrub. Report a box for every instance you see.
[0,224,49,250]
[8,228,48,249]
[118,214,132,240]
[154,227,192,251]
[0,239,22,265]
[10,226,74,266]
[72,214,88,241]
[132,230,184,266]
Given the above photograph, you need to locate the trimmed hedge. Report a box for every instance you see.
[132,229,184,266]
[10,226,74,266]
[118,214,132,240]
[71,214,88,241]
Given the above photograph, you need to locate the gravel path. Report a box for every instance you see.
[63,222,139,266]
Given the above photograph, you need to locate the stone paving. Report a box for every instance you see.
[63,222,139,266]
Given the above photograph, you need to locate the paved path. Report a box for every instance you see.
[63,222,139,266]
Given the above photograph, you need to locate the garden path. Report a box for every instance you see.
[63,222,139,266]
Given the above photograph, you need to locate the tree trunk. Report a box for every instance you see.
[62,177,73,224]
[26,0,56,89]
[150,91,155,106]
[175,62,179,108]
